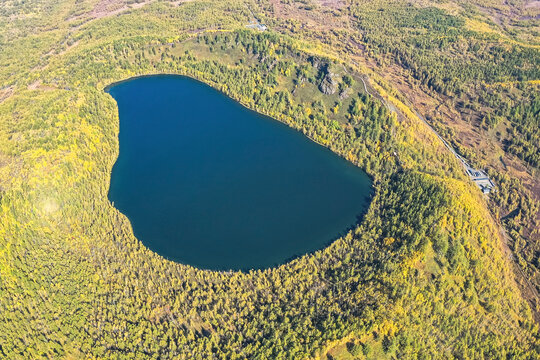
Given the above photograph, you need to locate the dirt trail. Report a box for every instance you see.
[27,80,56,91]
[0,87,14,105]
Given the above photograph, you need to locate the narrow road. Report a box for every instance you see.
[359,75,539,309]
[360,75,494,193]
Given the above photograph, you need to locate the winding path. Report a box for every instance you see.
[359,75,539,312]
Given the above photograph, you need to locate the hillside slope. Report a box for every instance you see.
[0,0,538,358]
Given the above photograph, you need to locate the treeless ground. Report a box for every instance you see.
[525,1,540,9]
[67,0,156,24]
[27,80,56,91]
[0,87,14,105]
[267,0,349,31]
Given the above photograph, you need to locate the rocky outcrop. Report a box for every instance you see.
[339,87,350,100]
[319,71,337,95]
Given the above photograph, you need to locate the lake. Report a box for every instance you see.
[107,75,372,270]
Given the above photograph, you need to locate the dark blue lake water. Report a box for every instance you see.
[107,75,372,270]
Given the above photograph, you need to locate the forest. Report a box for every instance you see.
[0,0,538,359]
[251,0,540,317]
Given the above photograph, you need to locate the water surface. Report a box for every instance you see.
[108,75,372,270]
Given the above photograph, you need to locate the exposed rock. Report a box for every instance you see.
[309,56,322,69]
[339,87,350,100]
[319,71,338,95]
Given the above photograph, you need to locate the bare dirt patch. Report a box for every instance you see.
[0,87,14,105]
[68,0,156,24]
[89,0,152,20]
[317,0,345,10]
[28,80,56,91]
[266,0,349,32]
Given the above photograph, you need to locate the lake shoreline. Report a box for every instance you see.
[107,75,373,271]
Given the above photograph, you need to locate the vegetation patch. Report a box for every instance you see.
[0,1,538,358]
